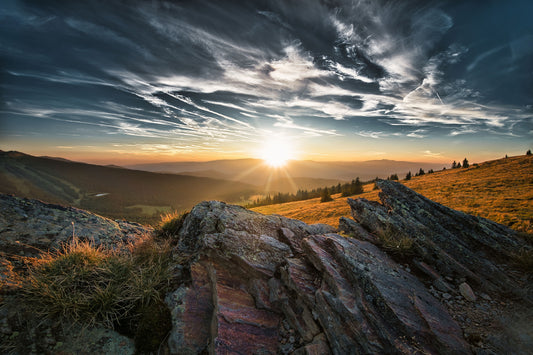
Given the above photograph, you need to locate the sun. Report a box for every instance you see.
[260,138,294,168]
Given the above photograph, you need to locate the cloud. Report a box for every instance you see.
[1,0,531,159]
[423,150,442,158]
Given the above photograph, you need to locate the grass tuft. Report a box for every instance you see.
[376,226,415,257]
[156,210,189,237]
[21,236,173,349]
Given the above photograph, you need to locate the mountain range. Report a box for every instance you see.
[0,150,447,224]
[126,158,445,188]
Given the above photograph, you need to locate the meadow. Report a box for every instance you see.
[252,155,533,234]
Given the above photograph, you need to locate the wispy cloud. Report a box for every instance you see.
[1,0,531,160]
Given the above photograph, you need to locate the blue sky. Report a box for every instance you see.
[1,0,532,163]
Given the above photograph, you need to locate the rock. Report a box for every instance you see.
[55,325,135,355]
[459,282,477,302]
[346,180,531,300]
[480,293,492,301]
[0,194,151,258]
[166,200,471,354]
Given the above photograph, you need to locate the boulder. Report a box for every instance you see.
[0,194,151,258]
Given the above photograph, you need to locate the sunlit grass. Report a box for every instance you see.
[156,210,189,237]
[251,155,533,234]
[22,237,172,327]
[19,236,173,351]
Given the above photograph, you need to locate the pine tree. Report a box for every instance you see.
[462,158,469,168]
[418,168,425,176]
[351,177,364,195]
[527,149,531,155]
[405,171,412,180]
[457,162,461,168]
[320,187,333,202]
[452,161,457,169]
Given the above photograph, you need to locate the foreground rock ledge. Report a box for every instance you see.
[167,181,531,354]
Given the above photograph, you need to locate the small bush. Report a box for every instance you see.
[22,236,173,346]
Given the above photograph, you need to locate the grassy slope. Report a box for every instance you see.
[251,155,533,234]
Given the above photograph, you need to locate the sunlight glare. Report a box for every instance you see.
[261,138,294,168]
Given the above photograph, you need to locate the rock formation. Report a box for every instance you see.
[0,194,150,258]
[1,180,532,354]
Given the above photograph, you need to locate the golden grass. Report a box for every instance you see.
[251,184,380,227]
[251,155,533,234]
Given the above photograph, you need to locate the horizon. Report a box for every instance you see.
[1,1,532,164]
[1,147,519,168]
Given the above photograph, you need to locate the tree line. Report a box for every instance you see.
[246,178,365,207]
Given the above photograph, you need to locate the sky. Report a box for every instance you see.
[1,0,532,164]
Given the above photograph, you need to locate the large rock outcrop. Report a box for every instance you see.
[345,180,530,301]
[166,201,473,354]
[165,181,531,354]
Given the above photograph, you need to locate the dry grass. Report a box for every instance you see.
[252,183,379,226]
[156,210,189,237]
[251,155,533,234]
[376,226,415,257]
[22,237,172,329]
[403,155,532,234]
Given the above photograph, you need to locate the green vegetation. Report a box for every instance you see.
[0,151,256,225]
[320,187,333,202]
[21,236,173,351]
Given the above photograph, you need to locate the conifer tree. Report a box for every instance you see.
[351,177,364,195]
[462,158,469,168]
[405,171,412,180]
[320,187,333,202]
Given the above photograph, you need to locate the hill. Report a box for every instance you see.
[251,154,533,234]
[126,158,444,192]
[0,151,257,224]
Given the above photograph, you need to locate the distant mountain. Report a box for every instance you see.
[126,158,445,188]
[0,151,257,224]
